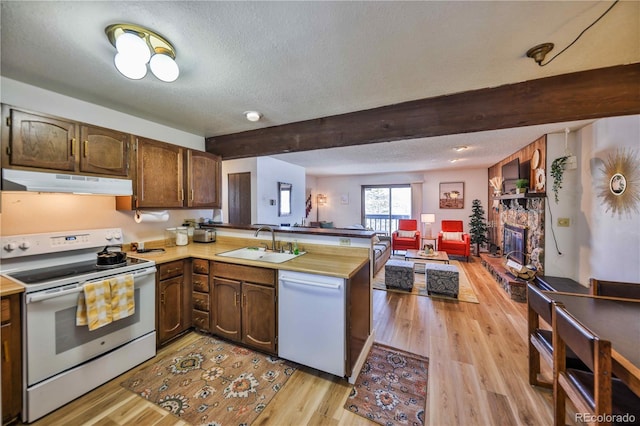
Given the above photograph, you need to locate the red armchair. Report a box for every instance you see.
[391,219,421,254]
[437,220,471,261]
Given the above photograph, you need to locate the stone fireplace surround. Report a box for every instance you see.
[481,197,545,302]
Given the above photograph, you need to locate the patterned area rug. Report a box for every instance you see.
[121,333,296,425]
[373,259,479,303]
[345,343,428,426]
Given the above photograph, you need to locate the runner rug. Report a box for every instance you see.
[344,343,428,426]
[121,333,296,425]
[372,259,479,303]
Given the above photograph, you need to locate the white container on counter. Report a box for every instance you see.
[176,227,188,246]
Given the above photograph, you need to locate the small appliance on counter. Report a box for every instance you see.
[193,228,216,243]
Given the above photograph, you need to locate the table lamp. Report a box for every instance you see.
[421,213,435,238]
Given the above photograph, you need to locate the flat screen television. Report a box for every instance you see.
[502,158,520,194]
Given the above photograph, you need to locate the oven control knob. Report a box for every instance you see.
[19,241,31,250]
[105,232,114,241]
[113,232,122,241]
[4,242,17,252]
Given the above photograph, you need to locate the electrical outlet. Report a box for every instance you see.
[339,238,351,246]
[558,218,570,227]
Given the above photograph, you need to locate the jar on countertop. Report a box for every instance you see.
[176,227,189,246]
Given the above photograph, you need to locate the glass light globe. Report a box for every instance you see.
[115,32,151,64]
[114,53,147,80]
[149,53,179,82]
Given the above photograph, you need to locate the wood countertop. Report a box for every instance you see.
[129,241,369,279]
[1,275,25,296]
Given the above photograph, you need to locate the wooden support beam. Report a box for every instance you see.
[206,63,640,159]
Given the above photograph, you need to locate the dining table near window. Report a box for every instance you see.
[541,291,640,397]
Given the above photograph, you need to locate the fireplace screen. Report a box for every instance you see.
[503,224,526,264]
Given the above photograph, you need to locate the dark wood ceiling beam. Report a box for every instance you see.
[205,63,640,159]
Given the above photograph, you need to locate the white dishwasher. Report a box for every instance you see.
[278,271,346,377]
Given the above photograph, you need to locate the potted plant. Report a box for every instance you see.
[468,199,488,256]
[515,179,529,194]
[551,156,569,203]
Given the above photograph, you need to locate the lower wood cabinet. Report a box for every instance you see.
[192,258,211,332]
[157,260,192,346]
[1,293,22,424]
[211,262,277,354]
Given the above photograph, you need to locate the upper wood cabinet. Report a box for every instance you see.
[187,149,221,208]
[117,137,221,209]
[1,104,131,177]
[79,125,130,177]
[136,137,185,208]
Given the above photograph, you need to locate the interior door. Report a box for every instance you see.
[228,172,251,224]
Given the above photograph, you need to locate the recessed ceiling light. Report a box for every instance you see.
[450,159,460,163]
[453,146,468,152]
[244,111,262,122]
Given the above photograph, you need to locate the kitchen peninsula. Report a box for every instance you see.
[128,225,373,383]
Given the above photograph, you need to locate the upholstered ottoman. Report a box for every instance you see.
[425,263,459,298]
[385,259,414,291]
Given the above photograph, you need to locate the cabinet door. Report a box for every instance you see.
[136,137,184,208]
[79,125,130,177]
[7,108,76,171]
[187,150,221,208]
[242,283,277,354]
[158,276,184,344]
[212,277,241,342]
[1,295,22,424]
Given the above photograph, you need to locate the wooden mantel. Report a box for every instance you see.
[206,63,640,159]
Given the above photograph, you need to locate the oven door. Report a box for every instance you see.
[24,268,156,386]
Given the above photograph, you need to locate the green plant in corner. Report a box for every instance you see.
[468,199,488,257]
[551,156,569,203]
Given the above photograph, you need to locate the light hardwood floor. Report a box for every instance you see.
[26,258,558,426]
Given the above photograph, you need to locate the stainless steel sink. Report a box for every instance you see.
[217,247,305,263]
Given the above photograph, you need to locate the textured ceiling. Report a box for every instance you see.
[1,1,638,175]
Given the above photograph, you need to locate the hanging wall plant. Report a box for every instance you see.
[550,156,569,203]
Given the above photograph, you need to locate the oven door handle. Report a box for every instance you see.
[26,285,83,304]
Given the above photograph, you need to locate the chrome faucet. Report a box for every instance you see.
[254,226,277,251]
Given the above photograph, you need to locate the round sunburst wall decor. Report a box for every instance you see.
[597,148,640,218]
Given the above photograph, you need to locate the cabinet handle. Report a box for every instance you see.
[3,341,9,363]
[191,189,194,201]
[161,293,165,305]
[180,189,184,201]
[243,294,246,307]
[234,292,239,307]
[83,140,88,157]
[70,138,76,156]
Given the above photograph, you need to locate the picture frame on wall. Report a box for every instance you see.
[439,182,464,209]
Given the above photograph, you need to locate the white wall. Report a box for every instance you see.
[544,130,579,277]
[545,115,640,284]
[220,157,306,226]
[256,157,306,226]
[582,115,640,283]
[421,168,488,235]
[311,168,488,233]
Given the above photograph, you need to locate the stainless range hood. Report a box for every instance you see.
[2,169,133,195]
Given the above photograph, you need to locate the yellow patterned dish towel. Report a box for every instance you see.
[76,279,113,331]
[110,274,135,321]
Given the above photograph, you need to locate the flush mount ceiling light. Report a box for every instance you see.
[453,146,468,152]
[105,23,179,82]
[244,111,262,122]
